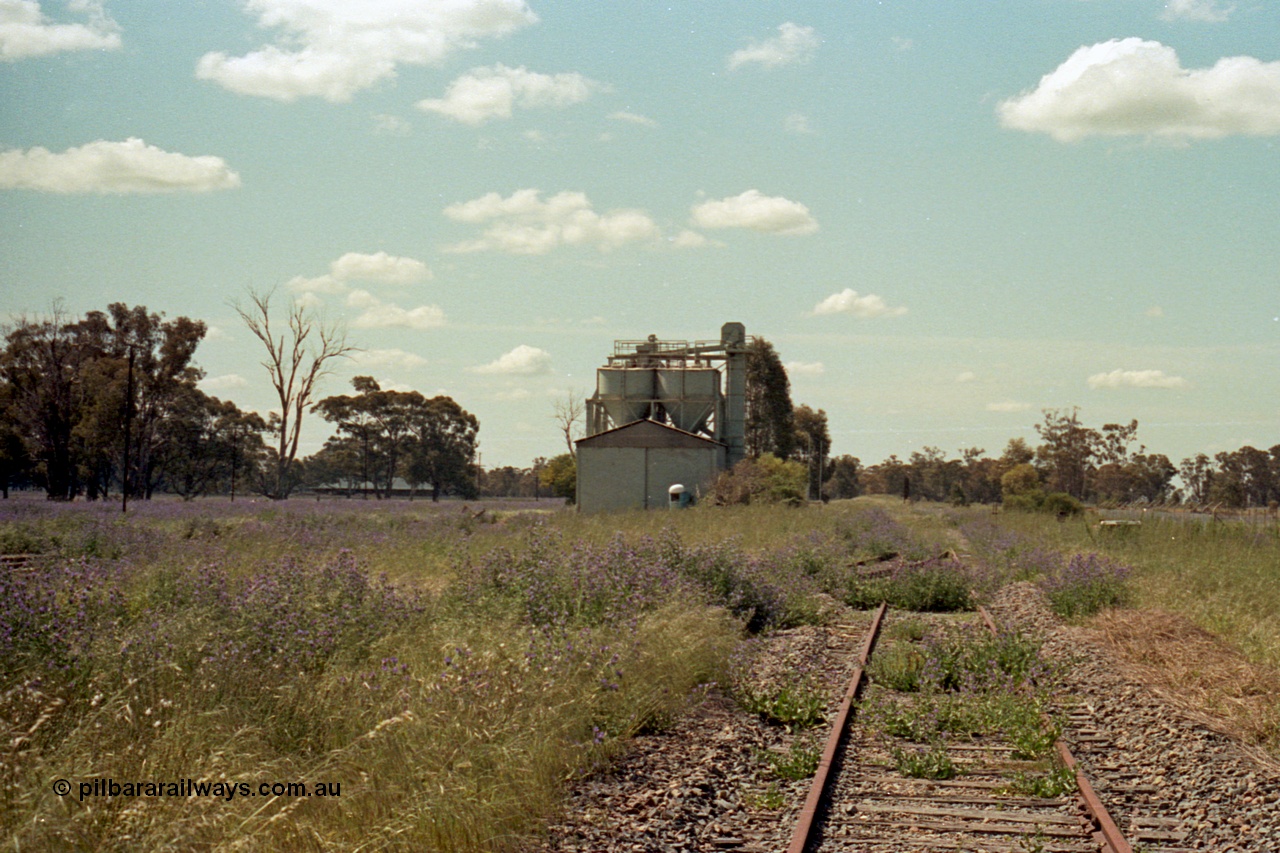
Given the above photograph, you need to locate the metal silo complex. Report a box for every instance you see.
[577,323,748,511]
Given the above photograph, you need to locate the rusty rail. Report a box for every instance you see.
[786,601,886,853]
[978,605,1134,853]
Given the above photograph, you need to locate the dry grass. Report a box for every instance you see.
[1091,608,1280,766]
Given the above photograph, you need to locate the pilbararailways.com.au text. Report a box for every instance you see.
[53,778,342,802]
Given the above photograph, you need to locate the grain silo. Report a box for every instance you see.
[577,323,748,512]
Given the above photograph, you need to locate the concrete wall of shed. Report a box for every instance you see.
[576,445,724,512]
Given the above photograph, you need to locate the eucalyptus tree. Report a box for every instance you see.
[158,387,267,500]
[315,379,480,501]
[405,395,480,501]
[1,308,92,499]
[793,404,831,500]
[744,337,795,460]
[235,289,353,499]
[0,304,204,500]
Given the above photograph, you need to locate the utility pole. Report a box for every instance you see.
[230,421,239,502]
[121,344,135,514]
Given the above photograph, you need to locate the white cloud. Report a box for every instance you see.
[811,288,907,319]
[0,0,120,61]
[999,38,1280,141]
[0,138,241,194]
[1145,305,1165,318]
[669,229,715,249]
[786,360,825,377]
[609,110,656,127]
[353,348,427,369]
[784,112,814,134]
[956,371,977,383]
[1087,369,1190,389]
[472,344,552,375]
[727,22,818,70]
[199,373,250,393]
[1161,0,1233,23]
[891,36,914,52]
[690,189,817,235]
[289,251,431,296]
[372,113,410,135]
[349,297,446,330]
[196,0,537,102]
[417,64,599,125]
[443,189,660,254]
[330,251,430,284]
[987,401,1033,413]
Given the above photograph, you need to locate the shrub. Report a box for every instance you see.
[762,738,821,780]
[892,745,957,779]
[708,454,806,506]
[1038,552,1131,619]
[736,675,826,730]
[869,642,926,692]
[843,558,974,613]
[1002,491,1045,513]
[1008,765,1076,798]
[1041,492,1083,517]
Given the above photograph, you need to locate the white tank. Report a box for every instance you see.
[596,368,654,426]
[656,368,720,434]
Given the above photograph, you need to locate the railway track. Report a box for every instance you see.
[788,603,1146,853]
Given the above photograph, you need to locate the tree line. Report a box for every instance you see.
[851,409,1279,510]
[3,306,1272,509]
[0,301,481,503]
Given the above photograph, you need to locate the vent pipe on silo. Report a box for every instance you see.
[721,322,747,467]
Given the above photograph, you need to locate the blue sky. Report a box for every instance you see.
[2,0,1278,468]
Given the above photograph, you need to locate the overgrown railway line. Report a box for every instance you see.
[787,602,1191,853]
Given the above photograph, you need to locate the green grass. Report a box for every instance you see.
[956,507,1280,669]
[1,495,965,852]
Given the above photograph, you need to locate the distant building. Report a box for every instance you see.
[575,419,725,512]
[575,323,747,513]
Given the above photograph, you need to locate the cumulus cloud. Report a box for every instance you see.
[417,64,599,125]
[610,110,656,127]
[987,401,1033,413]
[669,229,715,249]
[784,112,814,134]
[331,251,429,284]
[999,38,1280,141]
[199,373,250,393]
[443,189,660,254]
[786,360,825,377]
[196,0,537,102]
[0,0,120,60]
[1087,369,1190,389]
[690,189,817,235]
[1161,0,1233,22]
[353,348,427,369]
[347,290,445,330]
[0,138,241,194]
[472,344,552,375]
[727,22,818,70]
[811,288,907,319]
[372,113,410,135]
[289,251,431,295]
[956,371,977,383]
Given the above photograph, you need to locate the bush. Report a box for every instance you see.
[1002,491,1045,512]
[1039,552,1131,618]
[709,454,806,506]
[843,558,974,612]
[1041,492,1083,517]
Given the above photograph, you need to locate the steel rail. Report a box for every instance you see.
[786,601,887,853]
[977,605,1134,853]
